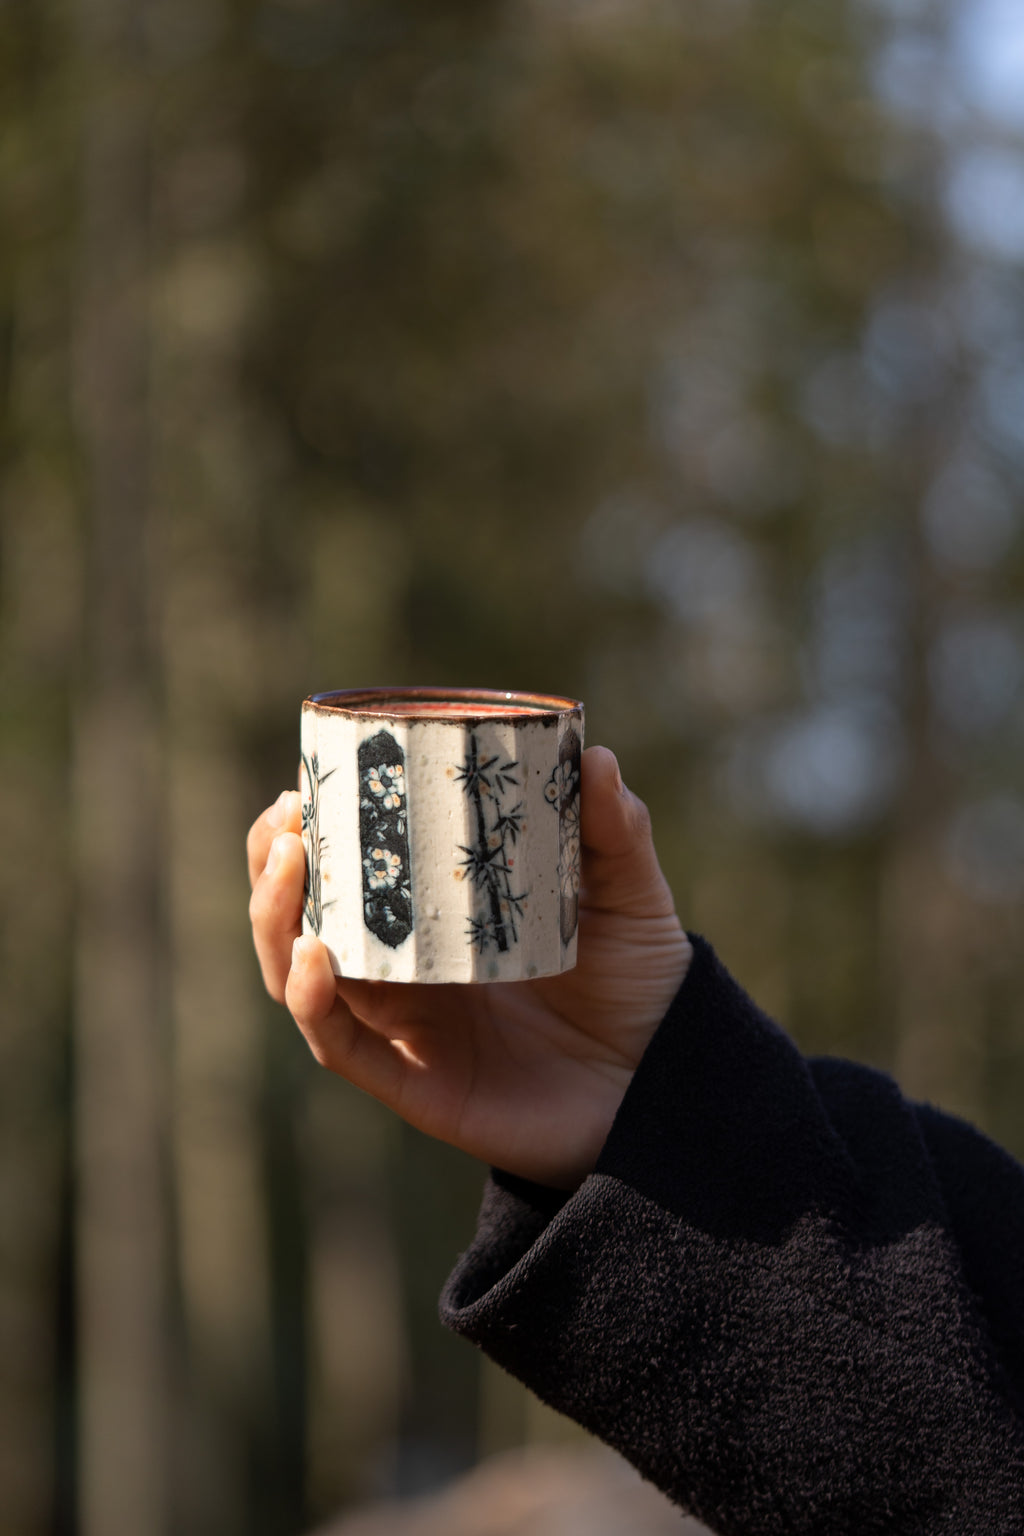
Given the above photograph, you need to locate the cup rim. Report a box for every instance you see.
[303,686,583,721]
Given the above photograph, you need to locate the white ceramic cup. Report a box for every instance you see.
[300,688,584,983]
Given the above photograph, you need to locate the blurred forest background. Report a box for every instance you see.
[2,0,1023,1531]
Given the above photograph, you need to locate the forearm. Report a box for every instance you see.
[441,938,1024,1533]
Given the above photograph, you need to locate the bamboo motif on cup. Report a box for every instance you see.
[456,732,528,954]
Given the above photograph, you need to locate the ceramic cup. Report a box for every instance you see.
[300,688,584,983]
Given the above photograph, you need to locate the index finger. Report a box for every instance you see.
[247,789,302,889]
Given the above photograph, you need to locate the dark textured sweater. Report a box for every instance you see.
[440,936,1024,1534]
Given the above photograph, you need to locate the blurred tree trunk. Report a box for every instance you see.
[152,80,280,1523]
[0,465,79,1536]
[70,1,168,1533]
[303,1078,404,1515]
[0,17,79,1529]
[0,11,88,1532]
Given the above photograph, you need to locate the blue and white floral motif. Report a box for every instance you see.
[366,762,405,818]
[545,728,583,945]
[364,846,406,891]
[544,759,579,810]
[560,823,581,901]
[358,730,413,948]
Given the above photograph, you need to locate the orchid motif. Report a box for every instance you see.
[301,750,335,936]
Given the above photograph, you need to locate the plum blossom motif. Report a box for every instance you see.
[359,730,413,948]
[545,728,583,945]
[560,828,581,901]
[367,762,405,816]
[365,847,403,890]
[544,759,579,808]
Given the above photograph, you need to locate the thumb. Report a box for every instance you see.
[579,746,677,918]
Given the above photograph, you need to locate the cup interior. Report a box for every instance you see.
[306,687,581,720]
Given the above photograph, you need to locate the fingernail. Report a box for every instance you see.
[266,833,287,873]
[267,790,290,829]
[292,934,315,967]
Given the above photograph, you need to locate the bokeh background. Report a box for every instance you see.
[2,0,1023,1531]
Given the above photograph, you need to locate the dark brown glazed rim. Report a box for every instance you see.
[304,686,583,721]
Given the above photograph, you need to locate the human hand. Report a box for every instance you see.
[248,746,691,1190]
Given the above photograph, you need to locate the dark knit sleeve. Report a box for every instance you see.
[439,936,1024,1535]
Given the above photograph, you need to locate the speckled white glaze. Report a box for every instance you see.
[300,688,584,983]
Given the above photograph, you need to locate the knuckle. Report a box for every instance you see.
[288,997,334,1070]
[627,791,653,843]
[305,1034,333,1071]
[248,882,264,926]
